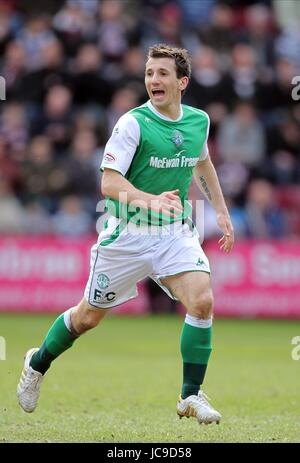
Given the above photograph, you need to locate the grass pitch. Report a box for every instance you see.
[0,313,299,443]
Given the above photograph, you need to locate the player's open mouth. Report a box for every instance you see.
[152,89,165,97]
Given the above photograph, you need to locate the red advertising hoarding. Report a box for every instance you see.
[205,241,300,318]
[0,237,299,318]
[0,236,148,314]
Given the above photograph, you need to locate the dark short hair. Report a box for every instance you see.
[147,43,192,79]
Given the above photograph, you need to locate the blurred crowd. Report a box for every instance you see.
[0,0,300,239]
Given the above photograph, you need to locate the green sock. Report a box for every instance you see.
[30,311,78,375]
[180,317,212,399]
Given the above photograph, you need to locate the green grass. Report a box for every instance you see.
[0,314,299,443]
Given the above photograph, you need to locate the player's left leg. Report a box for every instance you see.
[17,298,107,412]
[161,271,221,424]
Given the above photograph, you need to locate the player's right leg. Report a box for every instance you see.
[17,298,107,413]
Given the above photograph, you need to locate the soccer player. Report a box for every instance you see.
[17,44,234,425]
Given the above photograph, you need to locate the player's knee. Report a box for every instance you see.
[77,312,101,332]
[188,290,213,319]
[72,301,105,334]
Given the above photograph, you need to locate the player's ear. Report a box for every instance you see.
[179,77,188,90]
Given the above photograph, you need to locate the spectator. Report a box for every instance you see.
[275,19,300,68]
[97,0,129,62]
[198,3,237,67]
[183,46,231,133]
[0,5,21,54]
[273,0,300,30]
[244,179,286,238]
[105,86,139,134]
[31,84,73,153]
[0,136,19,188]
[63,129,100,210]
[267,114,300,158]
[16,15,57,71]
[0,176,24,234]
[19,135,69,211]
[115,46,148,104]
[258,58,298,113]
[227,43,259,102]
[216,161,249,198]
[21,201,52,235]
[20,39,69,103]
[52,195,93,236]
[0,102,28,159]
[0,41,26,100]
[53,0,97,56]
[72,108,107,146]
[71,43,113,106]
[67,0,99,17]
[204,197,247,239]
[217,101,266,168]
[177,0,216,28]
[150,3,183,47]
[262,150,300,185]
[240,4,276,73]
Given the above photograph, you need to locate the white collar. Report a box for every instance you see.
[147,100,183,122]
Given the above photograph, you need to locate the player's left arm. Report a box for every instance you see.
[193,155,234,253]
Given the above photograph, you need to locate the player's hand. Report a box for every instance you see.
[216,212,234,253]
[151,189,183,217]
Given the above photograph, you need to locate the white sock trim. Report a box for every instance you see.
[63,307,76,333]
[185,314,212,328]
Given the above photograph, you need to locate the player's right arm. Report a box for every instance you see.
[102,170,182,217]
[101,114,182,217]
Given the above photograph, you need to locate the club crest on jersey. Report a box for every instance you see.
[172,130,184,147]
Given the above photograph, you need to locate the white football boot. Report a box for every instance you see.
[177,390,221,425]
[17,348,43,413]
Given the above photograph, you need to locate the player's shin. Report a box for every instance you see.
[30,308,79,375]
[180,315,212,399]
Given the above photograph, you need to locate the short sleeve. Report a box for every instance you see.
[101,113,140,175]
[199,113,210,161]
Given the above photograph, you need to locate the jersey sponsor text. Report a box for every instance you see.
[149,155,198,168]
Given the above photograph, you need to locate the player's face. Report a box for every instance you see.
[145,57,188,112]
